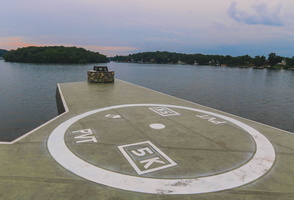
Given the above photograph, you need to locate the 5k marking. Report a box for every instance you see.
[118,141,177,175]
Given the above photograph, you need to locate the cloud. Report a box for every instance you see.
[227,1,285,26]
[0,37,40,50]
[0,37,137,56]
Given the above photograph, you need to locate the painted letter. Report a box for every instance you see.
[72,129,93,134]
[131,147,153,156]
[140,157,165,169]
[72,129,98,143]
[74,133,98,143]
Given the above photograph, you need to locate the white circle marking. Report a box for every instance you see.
[150,123,165,130]
[47,104,275,194]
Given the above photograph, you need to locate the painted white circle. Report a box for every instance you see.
[47,104,275,194]
[150,123,165,130]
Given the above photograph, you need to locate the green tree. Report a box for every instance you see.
[0,49,9,57]
[285,57,294,66]
[253,56,266,66]
[2,46,108,63]
[268,53,283,66]
[110,51,294,68]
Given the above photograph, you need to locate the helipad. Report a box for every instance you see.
[0,80,293,199]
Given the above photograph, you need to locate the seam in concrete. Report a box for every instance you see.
[0,84,69,145]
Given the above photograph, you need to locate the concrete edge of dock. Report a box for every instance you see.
[0,79,293,145]
[0,84,69,145]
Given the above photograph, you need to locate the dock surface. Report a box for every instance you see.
[0,80,294,199]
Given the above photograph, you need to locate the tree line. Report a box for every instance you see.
[2,46,108,63]
[0,49,8,57]
[111,51,294,69]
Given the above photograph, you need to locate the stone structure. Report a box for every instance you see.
[87,66,114,83]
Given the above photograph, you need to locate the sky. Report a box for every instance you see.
[1,0,294,57]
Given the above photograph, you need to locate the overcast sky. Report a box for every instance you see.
[1,0,294,57]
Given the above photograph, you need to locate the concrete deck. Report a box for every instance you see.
[0,80,293,199]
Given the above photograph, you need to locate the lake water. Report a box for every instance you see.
[1,60,294,141]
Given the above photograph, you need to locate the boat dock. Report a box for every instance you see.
[0,80,293,199]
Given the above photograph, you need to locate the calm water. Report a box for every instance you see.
[1,60,294,141]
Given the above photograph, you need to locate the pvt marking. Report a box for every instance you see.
[72,129,97,144]
[47,104,276,194]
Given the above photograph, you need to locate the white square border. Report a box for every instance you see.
[149,107,180,116]
[118,141,177,175]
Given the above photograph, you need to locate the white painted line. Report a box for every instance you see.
[0,110,68,145]
[0,84,69,144]
[105,114,121,119]
[47,104,276,194]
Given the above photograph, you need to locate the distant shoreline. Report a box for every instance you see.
[113,61,294,71]
[111,51,294,70]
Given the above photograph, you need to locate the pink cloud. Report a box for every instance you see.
[0,37,137,56]
[0,37,41,50]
